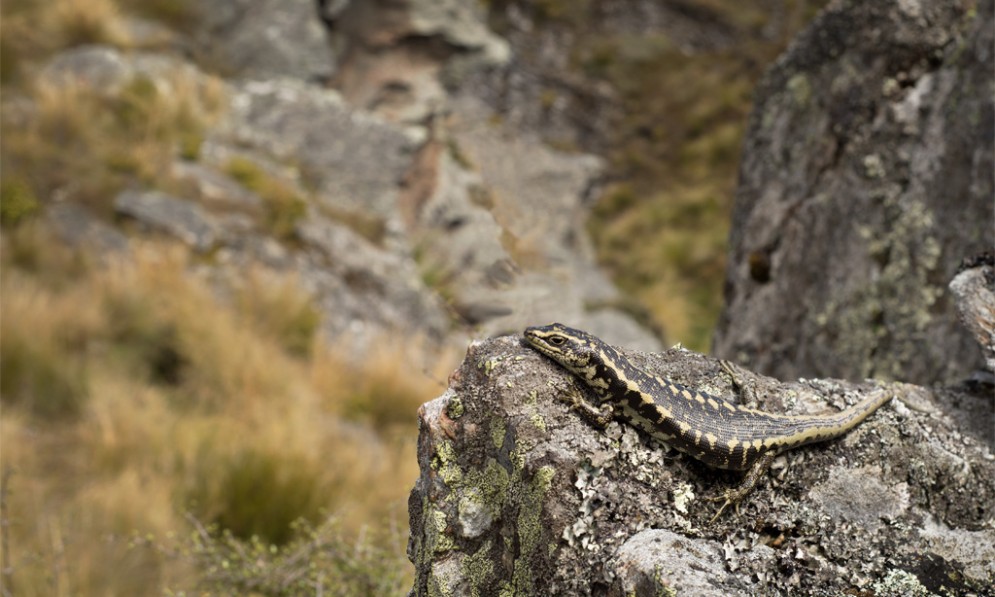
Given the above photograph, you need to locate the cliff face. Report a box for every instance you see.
[24,0,666,356]
[713,0,994,385]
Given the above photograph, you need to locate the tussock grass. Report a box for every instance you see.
[224,157,309,241]
[0,0,130,83]
[235,268,323,358]
[0,61,224,217]
[1,225,455,594]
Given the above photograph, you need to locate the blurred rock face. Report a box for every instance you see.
[713,0,994,386]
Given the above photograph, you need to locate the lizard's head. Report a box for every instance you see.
[523,323,601,373]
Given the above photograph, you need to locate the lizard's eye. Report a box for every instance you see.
[548,335,566,347]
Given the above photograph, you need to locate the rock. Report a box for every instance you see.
[406,335,995,595]
[114,189,219,252]
[295,215,449,342]
[326,0,510,124]
[193,0,335,80]
[949,253,995,374]
[171,161,262,209]
[206,79,418,220]
[610,529,730,597]
[406,97,660,350]
[713,0,995,386]
[47,202,129,254]
[39,45,131,89]
[40,45,214,94]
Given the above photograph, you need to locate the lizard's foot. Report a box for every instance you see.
[556,388,614,429]
[703,451,777,523]
[720,359,758,405]
[704,486,750,523]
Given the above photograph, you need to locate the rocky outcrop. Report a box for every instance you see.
[205,77,421,220]
[33,31,660,353]
[115,189,220,252]
[193,0,335,80]
[406,332,995,595]
[324,0,510,124]
[713,0,995,386]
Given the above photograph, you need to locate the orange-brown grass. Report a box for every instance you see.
[1,0,131,83]
[0,224,456,595]
[0,60,225,218]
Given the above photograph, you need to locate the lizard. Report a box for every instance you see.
[522,322,893,522]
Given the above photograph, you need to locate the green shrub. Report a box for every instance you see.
[187,448,330,546]
[150,515,408,596]
[0,178,40,227]
[237,274,321,359]
[0,330,88,419]
[225,157,308,241]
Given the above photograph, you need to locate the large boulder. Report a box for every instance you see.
[713,0,994,385]
[406,332,994,595]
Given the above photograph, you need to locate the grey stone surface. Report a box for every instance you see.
[40,44,212,93]
[406,97,662,350]
[610,529,731,597]
[949,255,995,374]
[406,335,995,596]
[295,215,449,342]
[713,0,994,386]
[194,0,335,79]
[327,0,509,124]
[114,189,218,252]
[171,161,262,208]
[47,202,129,254]
[208,79,418,219]
[39,45,131,88]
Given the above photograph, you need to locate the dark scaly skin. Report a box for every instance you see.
[523,323,893,520]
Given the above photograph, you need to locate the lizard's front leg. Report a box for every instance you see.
[556,387,615,429]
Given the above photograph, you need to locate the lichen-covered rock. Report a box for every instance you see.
[713,0,995,386]
[407,335,995,595]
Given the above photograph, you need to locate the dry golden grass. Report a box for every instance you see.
[1,53,225,217]
[0,224,456,595]
[1,0,131,76]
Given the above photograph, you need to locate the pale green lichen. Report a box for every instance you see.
[651,568,679,597]
[447,396,465,419]
[464,458,511,517]
[419,502,456,570]
[462,540,496,597]
[813,195,943,380]
[510,465,556,594]
[434,440,463,486]
[524,390,547,432]
[787,73,811,106]
[871,569,935,597]
[491,419,507,451]
[426,569,453,597]
[433,509,456,554]
[671,482,696,514]
[478,357,502,376]
[862,154,885,179]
